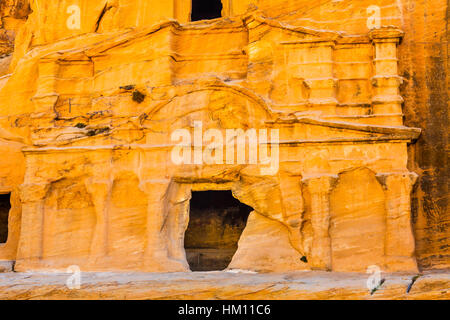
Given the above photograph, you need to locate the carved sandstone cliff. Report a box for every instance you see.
[0,0,447,276]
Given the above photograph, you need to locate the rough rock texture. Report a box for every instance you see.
[0,0,29,70]
[399,0,449,271]
[229,212,308,273]
[0,0,447,285]
[0,271,448,300]
[257,0,450,273]
[0,260,13,273]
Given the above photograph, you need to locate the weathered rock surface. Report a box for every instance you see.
[0,0,447,282]
[0,271,448,300]
[0,0,29,67]
[0,261,13,273]
[229,212,309,273]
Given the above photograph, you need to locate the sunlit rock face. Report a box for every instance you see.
[0,0,29,77]
[0,0,447,274]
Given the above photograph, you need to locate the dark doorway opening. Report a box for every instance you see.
[191,0,223,22]
[0,194,11,244]
[185,191,252,271]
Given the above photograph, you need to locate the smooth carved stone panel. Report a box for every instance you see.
[330,168,386,272]
[42,179,96,260]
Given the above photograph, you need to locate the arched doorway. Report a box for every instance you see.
[184,190,253,271]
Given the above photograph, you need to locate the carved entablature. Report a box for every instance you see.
[27,14,407,145]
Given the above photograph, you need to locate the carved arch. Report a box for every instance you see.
[141,84,275,133]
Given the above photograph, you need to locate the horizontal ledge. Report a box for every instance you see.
[266,117,421,138]
[0,187,13,194]
[23,138,414,154]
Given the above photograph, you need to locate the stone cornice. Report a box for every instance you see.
[42,13,393,61]
[369,26,404,43]
[267,117,422,141]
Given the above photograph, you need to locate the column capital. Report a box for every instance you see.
[369,27,404,43]
[302,175,338,194]
[18,183,50,203]
[375,172,418,189]
[84,179,113,201]
[139,179,172,195]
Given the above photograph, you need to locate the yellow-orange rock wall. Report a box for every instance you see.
[0,0,447,271]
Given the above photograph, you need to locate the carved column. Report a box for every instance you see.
[16,183,49,263]
[303,41,338,114]
[140,180,187,272]
[142,180,169,259]
[278,171,306,257]
[369,27,404,125]
[303,176,337,271]
[377,173,419,271]
[85,179,112,263]
[164,183,191,266]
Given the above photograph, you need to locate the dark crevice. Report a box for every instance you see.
[0,194,11,244]
[191,0,223,22]
[406,274,422,294]
[370,278,386,295]
[95,3,111,32]
[185,191,252,271]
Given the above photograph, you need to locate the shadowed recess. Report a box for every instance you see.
[0,194,10,244]
[185,191,253,271]
[191,0,223,21]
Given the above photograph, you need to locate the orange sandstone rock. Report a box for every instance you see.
[0,0,446,280]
